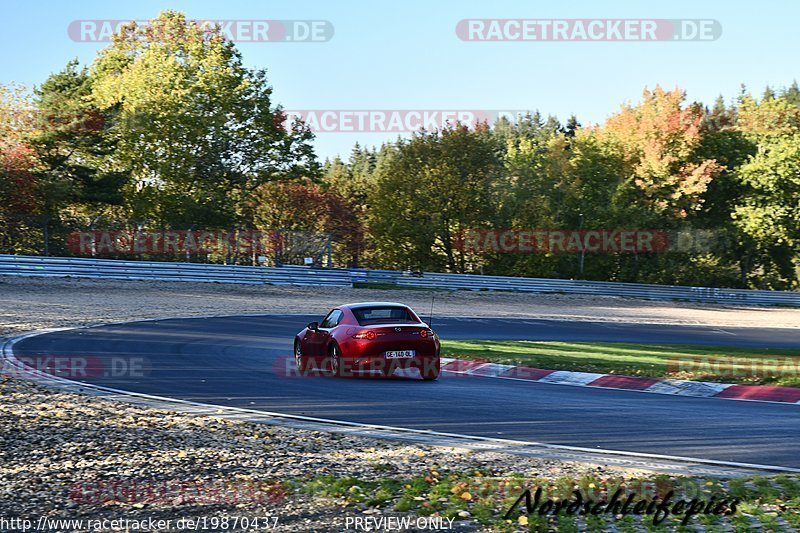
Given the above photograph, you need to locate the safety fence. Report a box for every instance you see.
[2,254,799,306]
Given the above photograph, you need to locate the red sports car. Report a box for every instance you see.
[294,302,440,380]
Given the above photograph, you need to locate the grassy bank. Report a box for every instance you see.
[440,340,800,387]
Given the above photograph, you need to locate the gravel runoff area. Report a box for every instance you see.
[3,276,800,337]
[3,377,623,532]
[2,275,800,532]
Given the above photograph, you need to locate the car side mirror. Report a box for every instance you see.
[307,321,319,332]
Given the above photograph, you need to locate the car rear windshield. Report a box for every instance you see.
[352,306,417,326]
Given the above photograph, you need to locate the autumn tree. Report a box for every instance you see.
[368,125,502,272]
[737,92,800,138]
[485,119,569,278]
[251,180,361,266]
[733,134,800,289]
[24,60,131,257]
[0,83,45,253]
[32,60,125,213]
[90,11,318,228]
[598,86,723,219]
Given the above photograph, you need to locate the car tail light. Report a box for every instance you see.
[419,328,434,338]
[352,330,376,340]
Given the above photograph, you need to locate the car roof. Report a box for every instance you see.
[341,302,411,309]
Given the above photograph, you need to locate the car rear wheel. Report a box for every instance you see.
[294,341,308,374]
[421,364,440,381]
[330,343,347,377]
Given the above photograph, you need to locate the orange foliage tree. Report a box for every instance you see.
[251,180,362,266]
[597,86,723,218]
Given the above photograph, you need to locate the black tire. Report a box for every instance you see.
[330,343,347,377]
[422,363,440,381]
[294,341,308,375]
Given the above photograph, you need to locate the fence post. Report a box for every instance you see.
[42,215,51,257]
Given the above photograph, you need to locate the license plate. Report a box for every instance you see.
[385,350,415,359]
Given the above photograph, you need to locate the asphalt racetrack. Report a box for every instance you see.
[14,315,800,469]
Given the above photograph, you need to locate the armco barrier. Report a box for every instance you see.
[1,255,799,306]
[0,255,351,286]
[393,271,800,306]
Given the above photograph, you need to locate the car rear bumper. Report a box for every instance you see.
[351,354,440,374]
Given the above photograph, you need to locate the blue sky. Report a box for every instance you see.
[2,0,798,160]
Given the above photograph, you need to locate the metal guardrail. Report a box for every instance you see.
[2,254,799,306]
[0,255,351,286]
[396,272,800,306]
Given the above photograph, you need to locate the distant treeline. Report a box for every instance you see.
[1,11,799,289]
